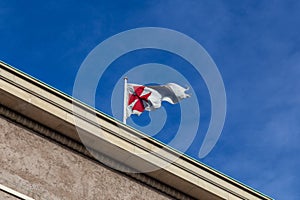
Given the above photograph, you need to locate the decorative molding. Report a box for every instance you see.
[0,104,194,200]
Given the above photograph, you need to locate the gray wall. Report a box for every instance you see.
[0,190,20,200]
[0,115,172,200]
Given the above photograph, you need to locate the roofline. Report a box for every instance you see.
[0,60,273,200]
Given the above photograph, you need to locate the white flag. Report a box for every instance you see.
[126,83,190,118]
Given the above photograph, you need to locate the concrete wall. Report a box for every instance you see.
[0,115,172,200]
[0,190,20,200]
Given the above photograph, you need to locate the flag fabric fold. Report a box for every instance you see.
[126,83,190,118]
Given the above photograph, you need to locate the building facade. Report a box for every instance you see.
[0,61,272,200]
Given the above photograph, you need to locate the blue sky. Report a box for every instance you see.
[1,1,300,199]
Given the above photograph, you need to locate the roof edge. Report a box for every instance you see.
[0,61,273,200]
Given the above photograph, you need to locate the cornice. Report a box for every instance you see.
[0,61,273,200]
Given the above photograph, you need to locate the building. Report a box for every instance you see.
[0,61,272,200]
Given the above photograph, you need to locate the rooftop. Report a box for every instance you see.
[0,61,273,200]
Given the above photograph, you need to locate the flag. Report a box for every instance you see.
[125,83,190,118]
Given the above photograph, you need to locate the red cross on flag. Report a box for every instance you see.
[124,82,190,122]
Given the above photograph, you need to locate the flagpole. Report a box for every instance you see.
[123,77,128,124]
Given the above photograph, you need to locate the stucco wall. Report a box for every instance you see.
[0,190,20,200]
[0,115,172,200]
